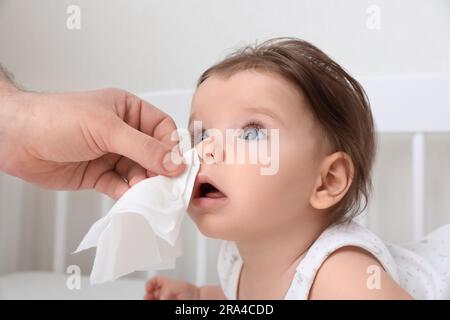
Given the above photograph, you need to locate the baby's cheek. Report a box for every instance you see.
[257,164,311,221]
[234,176,283,220]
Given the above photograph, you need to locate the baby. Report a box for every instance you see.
[144,38,450,300]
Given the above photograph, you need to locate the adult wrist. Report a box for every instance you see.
[0,80,27,174]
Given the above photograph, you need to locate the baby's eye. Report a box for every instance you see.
[191,130,210,145]
[238,122,267,141]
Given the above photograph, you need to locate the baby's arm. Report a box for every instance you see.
[144,276,227,300]
[199,285,228,299]
[308,246,413,300]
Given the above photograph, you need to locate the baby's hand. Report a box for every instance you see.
[144,276,200,300]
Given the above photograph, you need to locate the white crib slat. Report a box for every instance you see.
[52,191,69,273]
[195,232,208,286]
[0,175,25,273]
[100,194,114,217]
[412,133,426,241]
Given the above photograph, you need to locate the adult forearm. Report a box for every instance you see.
[0,65,22,174]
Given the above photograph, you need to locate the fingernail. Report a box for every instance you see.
[163,151,184,172]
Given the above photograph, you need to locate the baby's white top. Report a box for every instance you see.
[217,220,450,299]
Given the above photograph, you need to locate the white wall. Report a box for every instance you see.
[0,0,449,92]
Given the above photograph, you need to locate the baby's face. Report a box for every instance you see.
[187,70,328,241]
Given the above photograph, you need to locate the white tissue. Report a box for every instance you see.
[74,148,200,284]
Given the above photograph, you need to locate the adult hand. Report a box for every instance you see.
[0,83,186,199]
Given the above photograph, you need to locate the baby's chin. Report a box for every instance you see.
[187,208,240,240]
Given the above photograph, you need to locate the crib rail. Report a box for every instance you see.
[4,75,449,283]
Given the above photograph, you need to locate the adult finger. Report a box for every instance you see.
[108,120,185,177]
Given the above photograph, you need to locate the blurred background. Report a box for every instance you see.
[0,0,449,299]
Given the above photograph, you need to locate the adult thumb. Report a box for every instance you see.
[109,122,186,176]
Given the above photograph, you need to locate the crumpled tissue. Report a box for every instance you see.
[74,148,200,284]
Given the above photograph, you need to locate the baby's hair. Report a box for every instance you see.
[197,37,376,225]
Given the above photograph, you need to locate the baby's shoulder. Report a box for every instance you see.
[305,220,399,276]
[287,221,405,299]
[308,245,412,299]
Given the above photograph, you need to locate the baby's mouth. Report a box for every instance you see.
[192,175,228,209]
[199,182,225,198]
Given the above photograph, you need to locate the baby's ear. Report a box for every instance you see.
[309,152,354,210]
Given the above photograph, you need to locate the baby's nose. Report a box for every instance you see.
[196,135,224,164]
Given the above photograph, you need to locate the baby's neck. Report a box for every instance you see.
[235,216,328,298]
